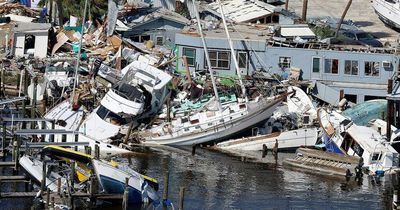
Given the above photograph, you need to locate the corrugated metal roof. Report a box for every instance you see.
[207,0,279,23]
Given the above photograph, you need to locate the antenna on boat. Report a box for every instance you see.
[216,0,248,102]
[70,0,89,106]
[193,1,223,112]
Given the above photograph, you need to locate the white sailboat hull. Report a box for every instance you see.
[372,0,400,29]
[142,97,284,146]
[216,127,319,151]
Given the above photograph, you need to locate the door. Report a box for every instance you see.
[237,51,249,76]
[311,57,322,79]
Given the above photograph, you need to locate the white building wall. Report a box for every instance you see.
[34,34,48,58]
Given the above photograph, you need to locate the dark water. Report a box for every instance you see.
[1,146,396,210]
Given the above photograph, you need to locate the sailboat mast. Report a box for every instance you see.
[216,0,248,102]
[71,0,88,104]
[193,1,223,112]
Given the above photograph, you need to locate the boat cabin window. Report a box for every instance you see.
[279,57,291,69]
[181,118,189,123]
[371,153,382,161]
[113,83,143,101]
[341,134,363,155]
[324,58,339,74]
[364,61,380,77]
[190,119,199,124]
[344,60,359,75]
[183,47,196,67]
[96,106,126,125]
[350,140,364,157]
[312,57,321,73]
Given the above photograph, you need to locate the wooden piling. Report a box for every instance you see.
[387,79,394,141]
[41,160,47,193]
[2,120,6,158]
[41,121,46,141]
[262,144,268,158]
[57,177,61,195]
[46,188,50,208]
[70,161,75,188]
[74,134,79,151]
[22,70,29,129]
[51,196,55,209]
[50,120,55,142]
[191,144,196,156]
[178,187,185,210]
[163,170,169,202]
[123,122,134,145]
[14,136,20,171]
[394,189,398,209]
[94,144,99,159]
[30,77,38,129]
[122,177,129,210]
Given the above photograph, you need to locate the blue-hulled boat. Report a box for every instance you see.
[92,159,159,204]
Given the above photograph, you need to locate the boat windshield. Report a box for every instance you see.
[96,105,127,125]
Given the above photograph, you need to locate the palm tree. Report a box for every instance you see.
[39,0,107,25]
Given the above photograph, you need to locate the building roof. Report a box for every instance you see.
[206,0,280,23]
[123,7,189,29]
[180,23,271,41]
[13,22,51,33]
[279,24,316,38]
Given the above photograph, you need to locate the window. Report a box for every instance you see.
[312,57,321,73]
[365,61,380,76]
[237,52,248,69]
[344,94,357,104]
[324,59,339,74]
[183,48,196,67]
[279,57,291,69]
[344,60,358,75]
[206,50,230,69]
[156,36,163,45]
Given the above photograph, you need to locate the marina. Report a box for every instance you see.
[0,0,400,209]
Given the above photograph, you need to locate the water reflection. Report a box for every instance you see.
[1,146,398,209]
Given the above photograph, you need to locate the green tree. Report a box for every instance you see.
[39,0,107,25]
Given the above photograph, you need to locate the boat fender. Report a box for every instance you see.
[110,160,118,168]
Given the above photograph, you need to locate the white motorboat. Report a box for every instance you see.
[372,0,400,29]
[43,100,132,157]
[317,108,400,174]
[80,60,172,142]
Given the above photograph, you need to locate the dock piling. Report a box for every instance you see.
[178,187,185,210]
[163,170,169,203]
[262,144,268,158]
[122,177,129,210]
[70,161,75,188]
[191,144,196,156]
[41,160,47,193]
[94,145,99,159]
[57,177,61,195]
[46,188,50,208]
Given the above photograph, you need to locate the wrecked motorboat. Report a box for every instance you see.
[317,108,399,174]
